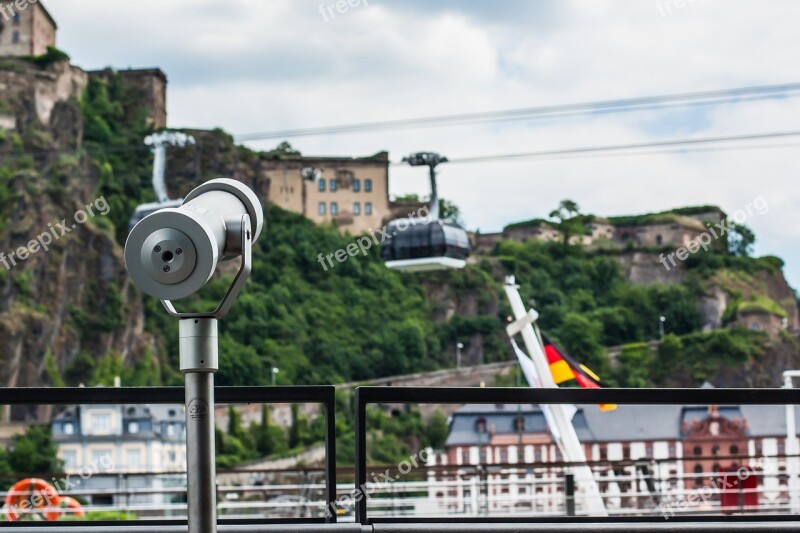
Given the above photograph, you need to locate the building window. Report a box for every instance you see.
[694,464,704,486]
[330,202,338,215]
[353,179,361,192]
[166,424,175,437]
[12,31,19,43]
[318,202,326,215]
[168,451,177,463]
[499,448,509,463]
[513,416,525,432]
[711,445,720,456]
[330,179,338,192]
[91,413,112,432]
[365,202,373,215]
[622,445,630,460]
[475,417,487,434]
[91,449,113,466]
[730,445,739,456]
[353,202,361,216]
[13,14,20,25]
[126,449,141,469]
[656,235,663,245]
[128,422,139,434]
[62,450,77,468]
[693,446,702,456]
[318,179,326,192]
[365,179,372,192]
[461,450,469,464]
[64,423,74,435]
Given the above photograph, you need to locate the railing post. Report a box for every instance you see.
[324,393,337,523]
[354,388,368,525]
[565,473,575,517]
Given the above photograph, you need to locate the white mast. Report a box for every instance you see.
[504,276,608,516]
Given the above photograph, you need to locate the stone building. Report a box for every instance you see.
[0,0,56,57]
[260,152,391,235]
[615,216,708,248]
[503,220,561,244]
[493,207,727,252]
[88,67,168,129]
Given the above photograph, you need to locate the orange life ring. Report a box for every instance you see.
[57,496,84,518]
[3,478,61,522]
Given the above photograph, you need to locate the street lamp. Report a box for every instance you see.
[659,316,666,339]
[456,342,464,369]
[271,367,279,387]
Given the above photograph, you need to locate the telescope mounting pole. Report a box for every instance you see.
[161,215,253,533]
[181,318,218,533]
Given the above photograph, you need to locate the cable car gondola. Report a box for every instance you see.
[381,218,470,271]
[383,152,471,272]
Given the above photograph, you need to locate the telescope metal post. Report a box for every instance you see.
[181,317,219,533]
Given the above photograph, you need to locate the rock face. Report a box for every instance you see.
[615,252,798,336]
[0,59,154,419]
[615,251,684,285]
[0,58,87,128]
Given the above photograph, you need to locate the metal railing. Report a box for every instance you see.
[1,385,800,531]
[0,386,337,528]
[354,386,800,527]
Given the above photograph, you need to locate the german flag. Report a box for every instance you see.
[542,334,616,411]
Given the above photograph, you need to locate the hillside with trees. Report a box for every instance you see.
[1,61,799,400]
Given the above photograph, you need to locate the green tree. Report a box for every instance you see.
[728,222,756,257]
[549,199,586,245]
[653,333,683,385]
[614,343,655,387]
[6,426,62,475]
[266,141,301,158]
[425,411,449,449]
[552,313,608,375]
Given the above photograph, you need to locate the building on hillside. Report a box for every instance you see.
[427,399,793,514]
[494,207,727,252]
[260,151,392,235]
[588,218,615,241]
[88,67,167,129]
[734,308,789,336]
[615,215,709,248]
[52,403,186,507]
[471,232,504,255]
[503,220,561,243]
[0,0,56,57]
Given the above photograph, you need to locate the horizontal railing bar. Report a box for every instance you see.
[355,386,800,405]
[0,520,798,532]
[0,386,335,405]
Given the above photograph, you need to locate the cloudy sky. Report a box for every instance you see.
[48,0,800,287]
